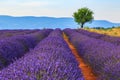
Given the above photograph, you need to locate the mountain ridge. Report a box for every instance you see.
[0,15,119,29]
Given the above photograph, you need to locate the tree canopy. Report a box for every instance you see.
[73,7,94,28]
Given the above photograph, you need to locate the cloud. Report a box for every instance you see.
[0,0,53,7]
[19,1,53,7]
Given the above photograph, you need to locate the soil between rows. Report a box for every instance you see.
[63,33,97,80]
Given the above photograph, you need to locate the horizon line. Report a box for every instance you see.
[0,15,119,23]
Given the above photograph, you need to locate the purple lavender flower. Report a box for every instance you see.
[0,29,52,69]
[64,29,120,80]
[0,29,84,80]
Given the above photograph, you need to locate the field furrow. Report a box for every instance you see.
[63,32,97,80]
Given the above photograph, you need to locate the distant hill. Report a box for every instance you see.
[0,15,120,29]
[85,20,120,28]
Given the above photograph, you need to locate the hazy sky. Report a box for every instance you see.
[0,0,120,22]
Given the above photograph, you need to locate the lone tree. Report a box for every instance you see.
[73,7,94,28]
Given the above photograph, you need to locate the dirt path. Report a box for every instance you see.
[63,33,97,80]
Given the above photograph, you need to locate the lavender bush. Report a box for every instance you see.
[0,29,52,69]
[64,29,120,80]
[76,29,120,46]
[0,30,39,39]
[0,29,84,80]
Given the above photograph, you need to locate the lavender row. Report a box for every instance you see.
[64,29,120,80]
[0,29,52,69]
[0,30,40,39]
[0,29,84,80]
[76,29,120,46]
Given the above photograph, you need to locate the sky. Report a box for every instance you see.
[0,0,120,22]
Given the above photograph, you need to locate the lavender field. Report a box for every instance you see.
[0,28,119,80]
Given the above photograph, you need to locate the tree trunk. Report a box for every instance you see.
[81,23,84,28]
